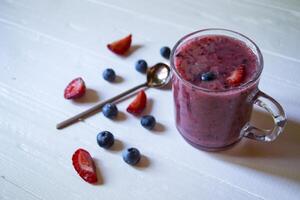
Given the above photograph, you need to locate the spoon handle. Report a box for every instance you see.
[56,82,148,129]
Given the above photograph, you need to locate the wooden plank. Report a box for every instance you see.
[0,177,41,200]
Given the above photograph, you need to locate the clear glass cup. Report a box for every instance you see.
[170,28,287,151]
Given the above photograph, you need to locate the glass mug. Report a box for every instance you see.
[170,29,287,151]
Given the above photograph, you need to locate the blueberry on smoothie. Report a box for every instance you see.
[201,72,216,81]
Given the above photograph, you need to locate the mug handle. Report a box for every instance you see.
[243,91,287,142]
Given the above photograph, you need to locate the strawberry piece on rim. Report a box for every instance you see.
[107,34,132,55]
[226,65,245,87]
[127,90,147,115]
[72,148,98,184]
[64,77,86,99]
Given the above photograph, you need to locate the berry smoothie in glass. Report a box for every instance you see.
[170,29,286,151]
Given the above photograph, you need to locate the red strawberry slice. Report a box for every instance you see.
[64,77,86,99]
[72,148,98,184]
[107,34,132,55]
[127,90,147,115]
[226,65,245,87]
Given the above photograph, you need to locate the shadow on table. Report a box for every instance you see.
[160,80,172,90]
[112,75,124,84]
[108,139,124,152]
[93,158,104,185]
[122,44,143,57]
[73,88,100,104]
[212,109,300,183]
[135,155,151,170]
[114,111,127,122]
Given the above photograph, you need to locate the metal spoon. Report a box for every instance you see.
[56,63,171,129]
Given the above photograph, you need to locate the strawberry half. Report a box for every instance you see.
[107,34,132,55]
[64,77,86,99]
[226,65,245,87]
[127,90,147,115]
[72,148,98,184]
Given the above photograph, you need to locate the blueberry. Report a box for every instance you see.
[122,147,141,165]
[141,115,156,130]
[201,71,215,81]
[103,68,116,82]
[102,103,118,118]
[135,59,148,73]
[97,131,114,149]
[160,46,171,59]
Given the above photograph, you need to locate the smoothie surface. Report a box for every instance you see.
[174,35,259,90]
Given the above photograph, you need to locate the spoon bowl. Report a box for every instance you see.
[146,63,171,87]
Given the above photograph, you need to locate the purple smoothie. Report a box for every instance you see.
[172,35,260,150]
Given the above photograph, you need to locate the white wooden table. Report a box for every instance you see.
[1,0,300,199]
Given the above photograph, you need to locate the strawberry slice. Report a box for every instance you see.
[64,77,86,99]
[127,90,147,115]
[226,65,245,87]
[107,34,132,55]
[72,148,98,184]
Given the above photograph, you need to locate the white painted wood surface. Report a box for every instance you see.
[1,0,300,199]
